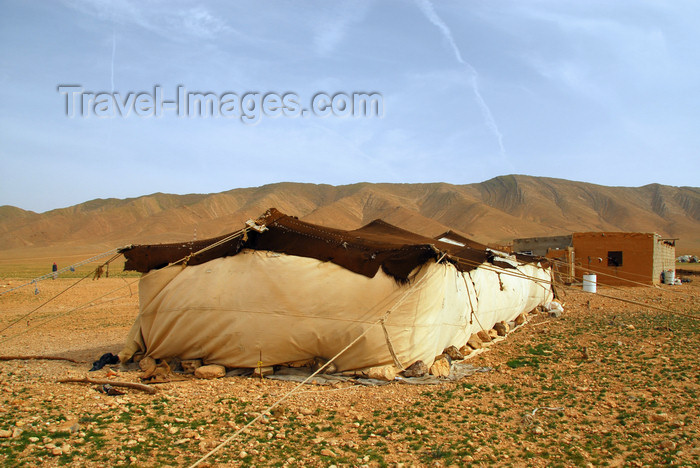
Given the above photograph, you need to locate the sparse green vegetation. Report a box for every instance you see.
[0,279,698,466]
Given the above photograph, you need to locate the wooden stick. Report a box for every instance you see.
[58,376,157,394]
[0,355,80,363]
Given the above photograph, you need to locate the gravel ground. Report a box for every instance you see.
[0,276,698,467]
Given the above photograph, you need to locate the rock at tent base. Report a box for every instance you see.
[488,329,499,339]
[467,334,483,350]
[459,345,471,356]
[514,313,526,326]
[252,366,274,377]
[403,360,428,378]
[429,355,451,378]
[442,345,464,361]
[181,359,203,374]
[366,365,397,381]
[312,357,338,374]
[284,358,316,368]
[165,358,182,372]
[477,330,492,342]
[493,321,509,336]
[139,356,156,373]
[194,364,226,379]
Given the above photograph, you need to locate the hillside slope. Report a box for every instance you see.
[1,175,699,256]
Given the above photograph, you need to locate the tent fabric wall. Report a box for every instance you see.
[120,249,553,372]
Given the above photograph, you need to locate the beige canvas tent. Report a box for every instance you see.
[119,208,553,375]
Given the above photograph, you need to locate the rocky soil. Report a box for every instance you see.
[0,276,698,467]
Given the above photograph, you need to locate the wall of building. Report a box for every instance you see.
[652,235,676,283]
[572,232,655,286]
[512,235,572,256]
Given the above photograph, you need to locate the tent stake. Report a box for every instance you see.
[258,350,263,382]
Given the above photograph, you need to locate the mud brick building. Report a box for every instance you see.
[512,232,676,286]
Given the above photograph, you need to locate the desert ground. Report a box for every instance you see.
[0,263,699,467]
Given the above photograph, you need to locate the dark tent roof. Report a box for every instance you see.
[120,208,530,282]
[434,230,488,250]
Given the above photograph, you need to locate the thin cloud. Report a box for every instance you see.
[62,0,234,41]
[170,7,232,40]
[312,2,372,56]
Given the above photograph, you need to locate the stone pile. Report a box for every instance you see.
[400,310,534,380]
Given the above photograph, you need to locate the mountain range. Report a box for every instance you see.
[2,175,699,257]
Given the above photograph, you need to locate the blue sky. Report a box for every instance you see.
[1,0,698,212]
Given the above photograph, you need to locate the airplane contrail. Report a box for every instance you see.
[110,28,116,93]
[415,0,506,157]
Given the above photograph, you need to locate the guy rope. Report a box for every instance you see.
[0,248,123,297]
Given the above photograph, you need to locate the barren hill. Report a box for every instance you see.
[2,175,699,260]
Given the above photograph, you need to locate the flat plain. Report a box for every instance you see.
[0,266,698,467]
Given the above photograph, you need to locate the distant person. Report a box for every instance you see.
[52,262,58,279]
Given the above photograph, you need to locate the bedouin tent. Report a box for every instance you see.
[118,208,553,375]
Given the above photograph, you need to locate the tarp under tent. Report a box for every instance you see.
[118,208,554,375]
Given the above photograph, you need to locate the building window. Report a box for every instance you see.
[608,251,623,267]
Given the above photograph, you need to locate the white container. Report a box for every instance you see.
[582,274,597,293]
[664,270,675,285]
